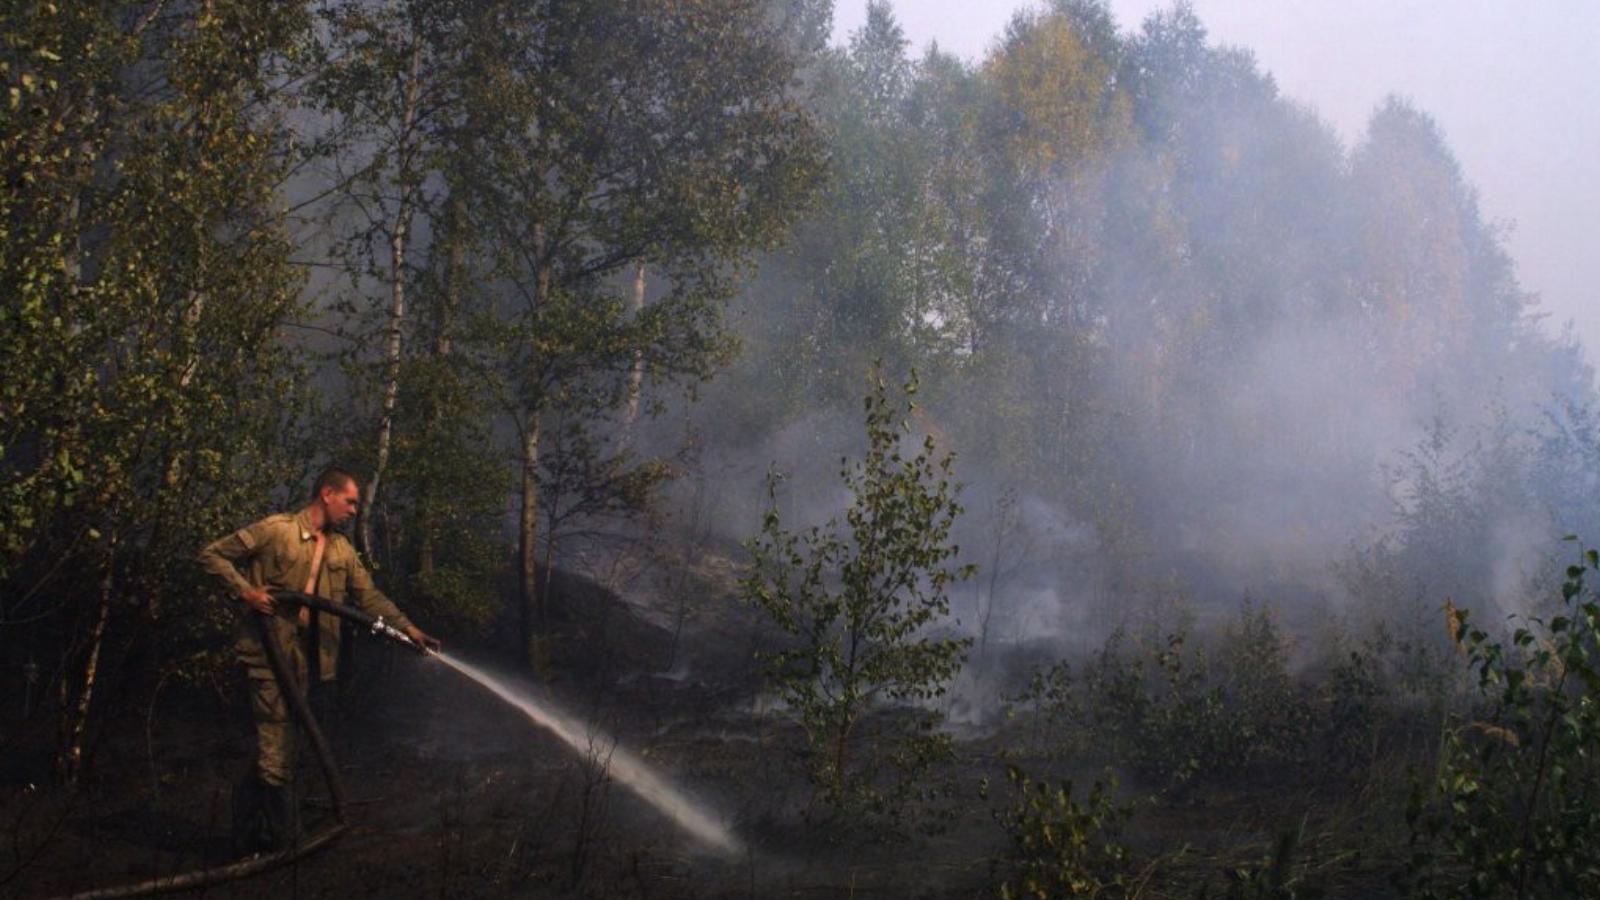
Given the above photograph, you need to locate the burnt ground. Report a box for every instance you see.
[1,553,1411,899]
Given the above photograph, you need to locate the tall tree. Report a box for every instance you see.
[450,0,821,672]
[306,0,448,568]
[1349,96,1528,407]
[302,0,524,627]
[1,0,312,779]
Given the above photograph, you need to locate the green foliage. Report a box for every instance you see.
[724,0,1580,634]
[1320,646,1390,775]
[373,309,507,628]
[1533,398,1600,544]
[990,764,1132,899]
[1010,604,1322,792]
[436,0,823,666]
[1403,549,1600,898]
[0,2,311,660]
[1349,416,1499,628]
[289,0,825,661]
[2,0,827,717]
[743,367,974,823]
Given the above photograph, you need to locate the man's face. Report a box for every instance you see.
[321,481,361,528]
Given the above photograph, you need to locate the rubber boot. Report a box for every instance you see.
[231,771,269,857]
[261,782,302,851]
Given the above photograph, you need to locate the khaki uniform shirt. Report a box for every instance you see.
[198,508,412,681]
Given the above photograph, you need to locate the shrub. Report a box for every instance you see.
[1010,603,1316,792]
[1319,647,1388,775]
[990,764,1132,898]
[743,367,974,826]
[1403,547,1600,897]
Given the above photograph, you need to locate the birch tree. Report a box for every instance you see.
[1,0,311,781]
[452,0,821,672]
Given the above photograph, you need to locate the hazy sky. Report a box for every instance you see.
[832,1,1600,368]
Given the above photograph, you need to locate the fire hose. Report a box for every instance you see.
[59,590,430,899]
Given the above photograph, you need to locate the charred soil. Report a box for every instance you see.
[3,556,1413,898]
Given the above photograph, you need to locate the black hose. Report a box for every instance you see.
[55,591,412,899]
[275,589,382,629]
[255,605,349,822]
[271,589,429,655]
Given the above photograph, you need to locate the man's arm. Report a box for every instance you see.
[347,555,440,651]
[198,521,276,615]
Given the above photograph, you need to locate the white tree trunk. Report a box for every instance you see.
[621,262,646,441]
[519,416,544,673]
[359,39,423,564]
[59,536,115,785]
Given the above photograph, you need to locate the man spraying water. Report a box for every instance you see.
[193,466,738,870]
[198,466,440,853]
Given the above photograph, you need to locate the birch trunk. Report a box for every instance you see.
[58,536,115,786]
[518,226,553,675]
[141,292,206,620]
[621,262,646,441]
[359,39,423,565]
[519,417,545,674]
[417,197,464,579]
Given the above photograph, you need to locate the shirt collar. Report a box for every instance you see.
[294,507,319,542]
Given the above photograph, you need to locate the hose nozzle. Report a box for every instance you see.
[372,616,432,655]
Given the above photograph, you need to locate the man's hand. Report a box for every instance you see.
[242,587,275,615]
[404,624,441,654]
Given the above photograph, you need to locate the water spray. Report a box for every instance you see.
[59,587,738,899]
[430,652,743,856]
[276,592,742,855]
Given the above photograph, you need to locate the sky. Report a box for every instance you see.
[831,0,1600,369]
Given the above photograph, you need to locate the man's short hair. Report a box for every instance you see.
[311,466,358,501]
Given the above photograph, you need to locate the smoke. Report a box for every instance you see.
[1487,510,1557,620]
[1123,317,1411,602]
[602,3,1600,742]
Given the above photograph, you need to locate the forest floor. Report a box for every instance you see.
[1,554,1414,898]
